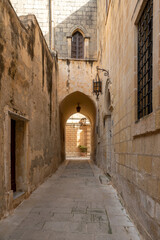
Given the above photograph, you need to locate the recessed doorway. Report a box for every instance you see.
[10,117,28,198]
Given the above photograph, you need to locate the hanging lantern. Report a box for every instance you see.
[76,103,81,112]
[93,66,110,100]
[93,72,102,100]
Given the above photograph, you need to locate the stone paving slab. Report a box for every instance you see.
[0,160,142,240]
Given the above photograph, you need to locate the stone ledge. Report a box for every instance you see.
[13,192,27,212]
[58,58,97,62]
[132,110,160,138]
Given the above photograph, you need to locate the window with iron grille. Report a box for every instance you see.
[137,0,153,119]
[71,31,84,59]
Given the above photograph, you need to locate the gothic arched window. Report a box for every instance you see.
[71,31,84,59]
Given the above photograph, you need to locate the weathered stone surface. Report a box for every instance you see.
[10,0,50,44]
[0,160,141,240]
[0,1,160,239]
[96,0,160,239]
[0,0,61,219]
[10,0,97,58]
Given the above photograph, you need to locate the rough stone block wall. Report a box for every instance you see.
[96,0,160,239]
[65,125,90,157]
[10,0,97,58]
[80,126,87,147]
[66,125,80,157]
[0,0,61,219]
[53,0,97,58]
[10,0,50,44]
[58,59,97,163]
[86,125,91,156]
[58,59,97,104]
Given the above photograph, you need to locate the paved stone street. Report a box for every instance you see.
[0,160,141,240]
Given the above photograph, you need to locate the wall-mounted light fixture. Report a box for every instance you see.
[93,66,110,100]
[93,72,102,100]
[79,117,86,126]
[76,103,81,112]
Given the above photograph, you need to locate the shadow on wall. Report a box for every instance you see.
[45,0,97,59]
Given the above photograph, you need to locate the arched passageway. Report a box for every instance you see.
[65,113,91,158]
[59,91,96,162]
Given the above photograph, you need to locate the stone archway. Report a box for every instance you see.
[59,91,96,162]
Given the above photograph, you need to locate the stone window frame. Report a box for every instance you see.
[67,26,90,59]
[132,0,160,137]
[3,107,29,208]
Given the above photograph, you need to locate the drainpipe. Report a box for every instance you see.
[51,0,55,50]
[49,0,52,49]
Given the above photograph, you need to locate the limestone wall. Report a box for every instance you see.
[58,59,97,105]
[96,0,160,239]
[66,124,91,157]
[58,59,96,159]
[10,0,50,45]
[58,58,98,161]
[0,0,61,219]
[66,125,80,157]
[10,0,97,59]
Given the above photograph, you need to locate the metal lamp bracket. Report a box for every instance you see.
[97,66,111,85]
[96,66,109,77]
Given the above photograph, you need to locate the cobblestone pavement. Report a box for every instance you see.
[0,160,142,240]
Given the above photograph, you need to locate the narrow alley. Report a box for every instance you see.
[0,160,141,240]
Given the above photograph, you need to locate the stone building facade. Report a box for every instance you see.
[11,0,97,59]
[96,1,160,239]
[0,0,160,239]
[10,0,51,46]
[52,0,97,59]
[0,0,61,218]
[10,0,98,163]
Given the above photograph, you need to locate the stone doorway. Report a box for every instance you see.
[10,117,27,198]
[3,110,29,209]
[105,115,112,174]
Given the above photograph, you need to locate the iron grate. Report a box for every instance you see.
[137,0,153,119]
